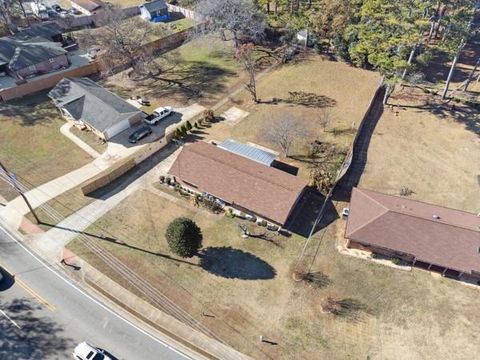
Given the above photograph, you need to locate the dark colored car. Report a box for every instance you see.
[128,125,152,144]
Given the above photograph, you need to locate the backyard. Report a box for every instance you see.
[67,187,480,359]
[359,86,480,212]
[0,92,93,201]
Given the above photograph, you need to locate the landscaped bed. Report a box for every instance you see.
[0,92,92,201]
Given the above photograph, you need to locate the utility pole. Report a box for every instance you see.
[0,161,40,224]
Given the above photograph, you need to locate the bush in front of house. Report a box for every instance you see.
[258,220,267,227]
[165,217,203,258]
[203,109,215,123]
[185,121,193,131]
[201,197,223,214]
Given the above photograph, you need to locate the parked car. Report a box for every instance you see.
[128,125,152,143]
[135,96,150,106]
[153,106,173,119]
[72,342,112,360]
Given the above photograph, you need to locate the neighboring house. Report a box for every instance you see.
[48,77,143,140]
[168,141,307,227]
[0,37,69,79]
[70,0,104,15]
[345,188,480,282]
[139,0,168,21]
[14,22,65,43]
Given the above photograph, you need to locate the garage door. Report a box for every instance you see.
[105,118,131,140]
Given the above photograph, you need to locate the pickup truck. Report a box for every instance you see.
[143,106,173,125]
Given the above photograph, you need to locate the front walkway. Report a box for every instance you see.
[60,122,102,159]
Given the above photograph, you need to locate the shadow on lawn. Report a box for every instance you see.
[199,247,276,280]
[41,222,198,267]
[0,92,57,126]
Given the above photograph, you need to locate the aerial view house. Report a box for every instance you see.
[0,37,68,79]
[70,0,104,15]
[139,0,168,21]
[168,141,307,226]
[49,77,143,140]
[345,188,480,282]
[13,22,65,43]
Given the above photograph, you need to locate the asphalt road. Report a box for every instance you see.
[0,226,190,360]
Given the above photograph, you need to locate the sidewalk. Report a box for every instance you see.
[60,122,102,159]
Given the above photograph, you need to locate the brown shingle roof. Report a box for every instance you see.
[168,141,307,225]
[71,0,104,12]
[346,188,480,274]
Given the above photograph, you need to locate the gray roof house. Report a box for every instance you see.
[13,22,65,43]
[139,0,168,21]
[49,77,143,140]
[0,37,68,78]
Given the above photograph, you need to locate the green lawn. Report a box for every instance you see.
[0,93,92,201]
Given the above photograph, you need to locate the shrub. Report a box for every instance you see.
[185,121,193,131]
[371,253,379,259]
[165,217,203,258]
[202,197,223,213]
[159,175,165,183]
[391,258,402,265]
[258,220,267,227]
[249,215,257,223]
[165,177,171,185]
[193,122,199,129]
[225,208,234,218]
[203,109,215,123]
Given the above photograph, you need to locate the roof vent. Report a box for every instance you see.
[432,215,441,220]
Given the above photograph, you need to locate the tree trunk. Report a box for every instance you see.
[462,56,480,92]
[401,44,418,80]
[442,42,464,100]
[18,0,30,26]
[266,1,270,13]
[274,0,278,14]
[383,82,394,105]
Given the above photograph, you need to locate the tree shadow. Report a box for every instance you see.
[330,298,370,320]
[301,271,331,289]
[198,247,276,280]
[0,92,58,126]
[263,91,337,108]
[0,298,75,359]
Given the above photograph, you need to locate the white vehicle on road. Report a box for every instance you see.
[143,106,173,125]
[73,342,112,360]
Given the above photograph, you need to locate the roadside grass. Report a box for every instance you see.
[24,185,95,231]
[67,188,480,359]
[70,126,108,154]
[359,87,480,212]
[103,35,244,109]
[0,92,92,201]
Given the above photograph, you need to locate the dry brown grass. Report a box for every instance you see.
[68,189,480,359]
[70,126,107,154]
[359,87,480,212]
[0,92,92,201]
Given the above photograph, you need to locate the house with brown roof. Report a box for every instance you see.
[345,188,480,282]
[168,141,307,227]
[71,0,105,15]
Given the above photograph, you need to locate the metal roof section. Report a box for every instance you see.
[218,139,278,167]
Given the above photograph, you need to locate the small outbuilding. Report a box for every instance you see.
[139,0,168,21]
[70,0,104,15]
[49,77,144,140]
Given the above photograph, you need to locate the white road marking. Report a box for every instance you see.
[0,308,21,329]
[0,225,191,359]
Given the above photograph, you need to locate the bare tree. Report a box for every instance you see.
[235,43,258,102]
[78,6,165,75]
[318,107,332,131]
[196,0,266,47]
[265,116,307,157]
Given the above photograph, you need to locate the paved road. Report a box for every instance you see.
[0,226,190,360]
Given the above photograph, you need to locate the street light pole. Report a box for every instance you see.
[0,161,40,224]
